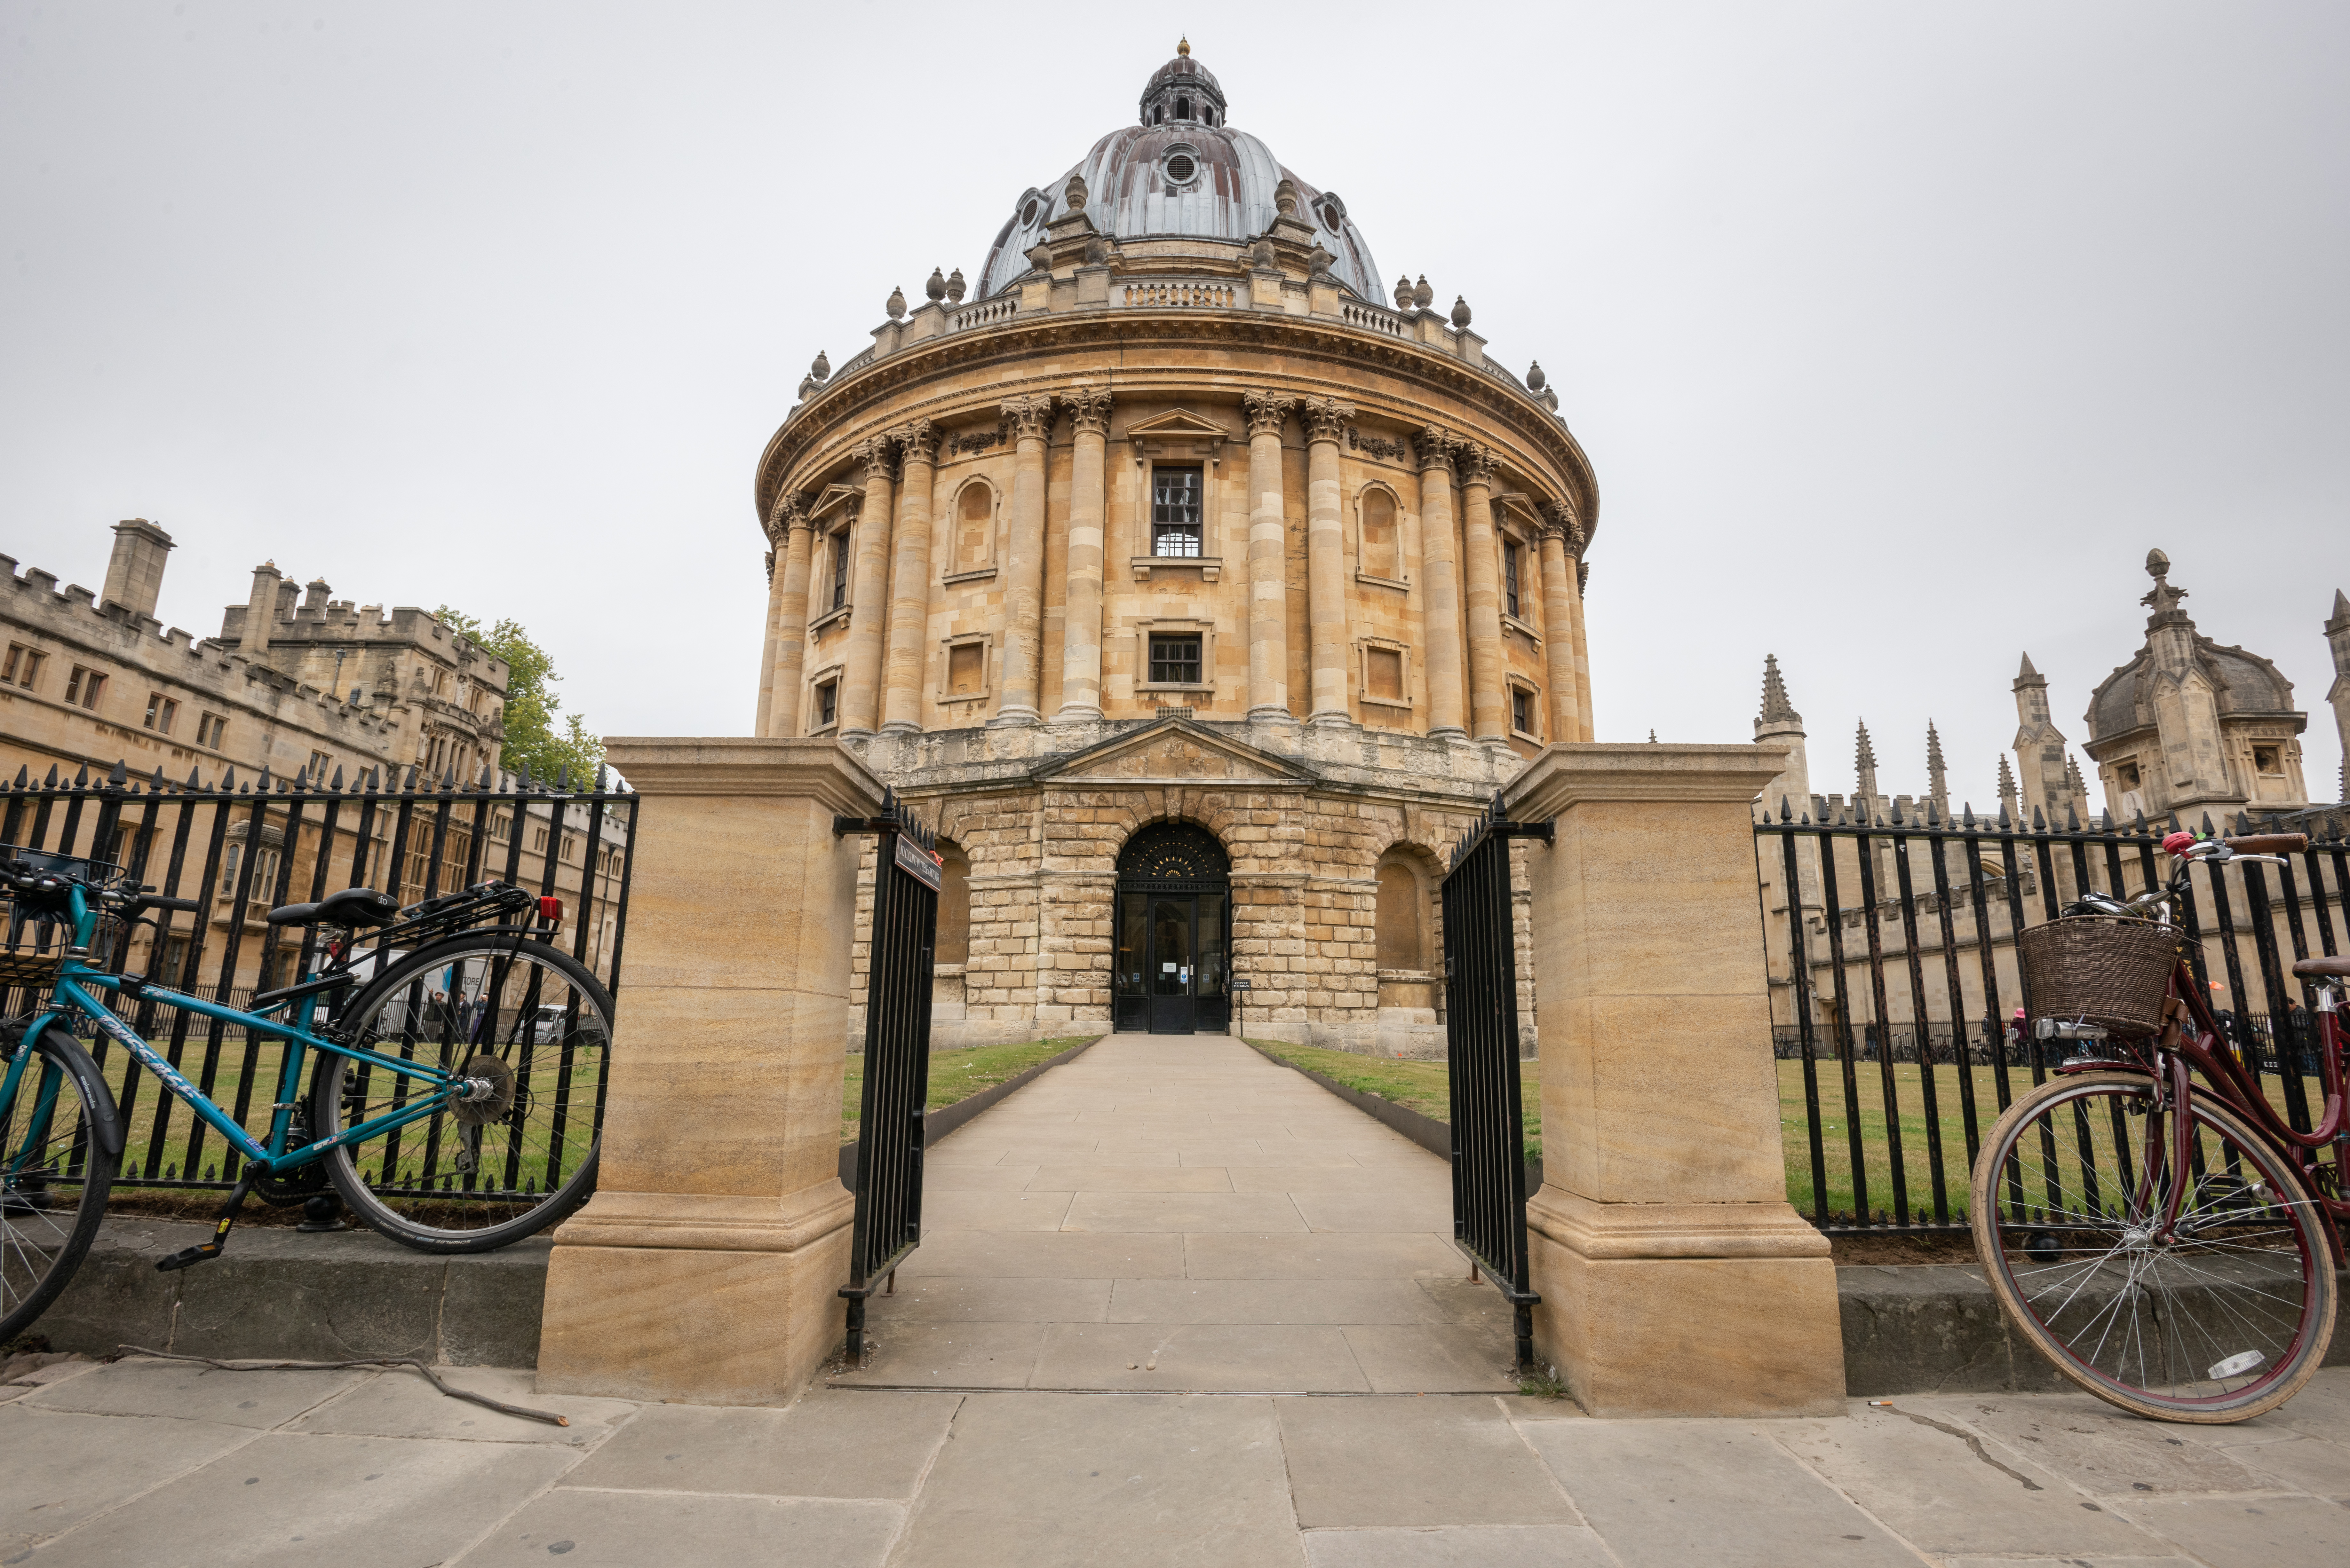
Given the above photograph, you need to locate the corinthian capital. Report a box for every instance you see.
[1453,441,1493,486]
[1241,390,1293,440]
[897,418,941,464]
[854,434,901,484]
[762,492,798,548]
[1064,386,1115,437]
[1577,558,1590,595]
[1001,395,1056,442]
[1299,396,1356,444]
[1538,499,1577,544]
[1413,425,1455,472]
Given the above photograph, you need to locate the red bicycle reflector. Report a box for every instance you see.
[2161,831,2198,857]
[539,896,563,922]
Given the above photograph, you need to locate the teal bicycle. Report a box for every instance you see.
[0,846,613,1342]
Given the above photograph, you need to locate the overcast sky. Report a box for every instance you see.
[3,2,2343,812]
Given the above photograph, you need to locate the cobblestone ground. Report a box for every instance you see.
[2,1036,2341,1566]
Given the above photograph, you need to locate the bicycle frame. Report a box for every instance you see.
[1,881,460,1181]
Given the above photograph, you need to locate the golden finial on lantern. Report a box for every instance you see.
[1177,36,1190,56]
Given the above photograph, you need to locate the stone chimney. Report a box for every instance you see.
[240,562,284,656]
[100,519,173,621]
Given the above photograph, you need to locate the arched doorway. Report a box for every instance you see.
[1113,821,1230,1034]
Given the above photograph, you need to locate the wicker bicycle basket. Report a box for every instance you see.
[2016,915,2184,1036]
[0,948,63,989]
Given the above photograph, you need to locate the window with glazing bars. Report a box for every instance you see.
[830,530,850,610]
[1152,467,1203,556]
[1502,541,1521,619]
[1148,633,1202,686]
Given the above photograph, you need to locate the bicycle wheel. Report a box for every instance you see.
[1971,1070,2336,1422]
[0,1026,118,1342]
[311,933,610,1253]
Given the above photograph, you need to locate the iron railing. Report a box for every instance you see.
[835,790,939,1359]
[0,758,636,1193]
[1441,792,1552,1366]
[1756,800,2349,1236]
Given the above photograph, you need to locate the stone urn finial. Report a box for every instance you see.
[946,267,967,303]
[1412,275,1433,309]
[1307,242,1333,278]
[1064,174,1089,213]
[925,267,947,302]
[2145,547,2171,579]
[1251,235,1276,269]
[886,285,907,321]
[1450,295,1472,329]
[1274,178,1300,218]
[1393,275,1413,310]
[1526,360,1546,392]
[1025,241,1052,273]
[811,350,831,382]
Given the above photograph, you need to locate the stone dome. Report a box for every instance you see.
[976,46,1382,303]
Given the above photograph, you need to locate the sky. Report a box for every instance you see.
[2,2,2344,813]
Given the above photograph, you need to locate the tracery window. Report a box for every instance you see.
[1152,466,1203,556]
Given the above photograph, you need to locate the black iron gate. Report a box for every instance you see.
[833,791,940,1359]
[1441,792,1552,1367]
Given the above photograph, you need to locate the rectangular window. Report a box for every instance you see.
[1365,647,1404,703]
[532,824,550,854]
[64,666,106,710]
[1502,541,1522,619]
[490,812,511,842]
[816,679,838,728]
[830,530,851,610]
[144,692,178,733]
[1512,688,1534,737]
[2116,761,2141,790]
[1151,467,1203,557]
[309,749,332,778]
[196,712,226,749]
[947,642,984,695]
[2253,745,2282,774]
[3,644,43,689]
[1148,633,1203,686]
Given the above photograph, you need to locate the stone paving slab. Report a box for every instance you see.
[3,1359,2345,1563]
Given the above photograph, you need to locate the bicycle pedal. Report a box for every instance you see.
[155,1243,223,1273]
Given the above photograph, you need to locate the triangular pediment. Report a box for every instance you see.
[1034,718,1316,787]
[807,482,862,524]
[1125,408,1233,450]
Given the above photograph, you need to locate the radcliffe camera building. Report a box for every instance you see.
[752,45,1597,1052]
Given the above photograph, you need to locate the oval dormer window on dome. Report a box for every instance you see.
[1163,148,1199,185]
[1020,197,1040,227]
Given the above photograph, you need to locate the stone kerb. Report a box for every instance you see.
[537,737,884,1407]
[1502,742,1845,1418]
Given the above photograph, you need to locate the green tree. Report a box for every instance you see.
[435,607,604,783]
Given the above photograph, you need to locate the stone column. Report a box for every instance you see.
[1570,540,1594,741]
[754,532,785,737]
[1057,388,1114,721]
[1538,503,1583,745]
[838,437,897,738]
[1502,744,1844,1417]
[764,500,815,737]
[1302,396,1355,727]
[880,422,939,735]
[992,395,1053,726]
[1413,428,1467,741]
[1242,391,1294,722]
[1457,443,1506,745]
[538,737,884,1405]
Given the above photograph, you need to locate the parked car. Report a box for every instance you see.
[528,1004,609,1049]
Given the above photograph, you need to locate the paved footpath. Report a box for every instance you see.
[0,1035,2343,1566]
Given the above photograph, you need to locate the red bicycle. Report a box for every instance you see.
[1971,829,2345,1422]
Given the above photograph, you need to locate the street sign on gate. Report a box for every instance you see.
[894,833,943,891]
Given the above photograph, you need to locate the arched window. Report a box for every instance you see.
[1176,94,1191,120]
[1360,487,1399,580]
[935,840,970,966]
[1375,851,1426,972]
[955,481,994,572]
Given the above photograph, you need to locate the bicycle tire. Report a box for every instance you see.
[0,1027,118,1343]
[1971,1070,2336,1422]
[311,933,610,1254]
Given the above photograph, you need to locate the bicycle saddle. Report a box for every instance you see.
[2292,955,2350,980]
[266,886,401,928]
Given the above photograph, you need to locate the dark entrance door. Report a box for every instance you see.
[1113,823,1230,1034]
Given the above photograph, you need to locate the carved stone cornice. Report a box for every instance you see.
[1001,394,1056,443]
[1454,441,1493,487]
[853,434,901,484]
[896,418,941,465]
[1578,559,1590,594]
[1414,425,1455,472]
[1241,390,1293,440]
[1064,386,1115,438]
[1300,396,1356,444]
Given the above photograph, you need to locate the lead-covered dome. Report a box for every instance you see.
[976,45,1382,303]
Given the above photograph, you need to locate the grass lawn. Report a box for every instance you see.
[1245,1038,1542,1164]
[841,1035,1100,1144]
